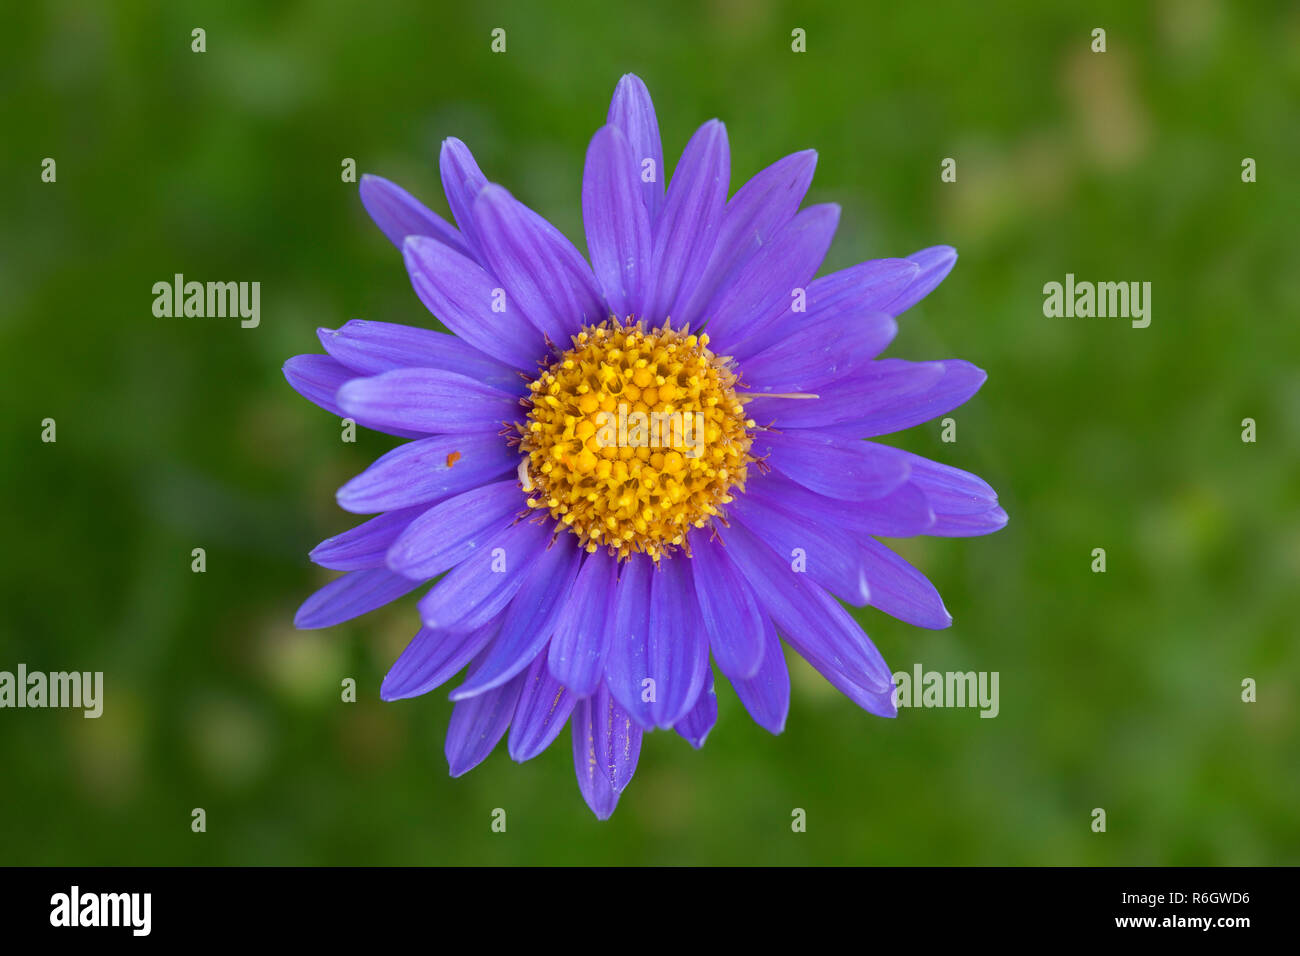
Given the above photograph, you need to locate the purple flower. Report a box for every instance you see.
[285,74,1006,819]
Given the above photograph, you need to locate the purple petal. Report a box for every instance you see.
[547,549,618,697]
[508,650,577,762]
[799,646,898,719]
[310,506,426,570]
[602,555,653,729]
[675,149,818,327]
[386,480,523,580]
[806,258,921,318]
[674,671,717,748]
[751,429,911,501]
[473,184,608,344]
[730,257,919,360]
[728,493,871,605]
[689,533,766,680]
[282,354,349,413]
[716,520,893,696]
[929,504,1009,537]
[445,667,526,777]
[403,235,543,370]
[818,360,987,437]
[335,433,518,514]
[294,567,423,630]
[606,74,664,221]
[739,311,897,392]
[743,361,935,431]
[745,472,936,540]
[317,319,521,392]
[643,120,729,324]
[602,554,713,729]
[282,355,423,439]
[644,556,710,728]
[884,245,958,316]
[571,683,642,820]
[732,615,790,734]
[859,538,951,629]
[417,517,552,632]
[852,482,940,537]
[705,203,841,350]
[583,125,652,319]
[450,533,581,697]
[749,359,985,436]
[359,174,469,257]
[439,137,489,257]
[745,357,940,430]
[337,367,521,435]
[904,452,1001,515]
[381,621,498,701]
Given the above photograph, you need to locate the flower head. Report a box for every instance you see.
[285,74,1006,819]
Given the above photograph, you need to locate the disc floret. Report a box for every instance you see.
[520,318,754,560]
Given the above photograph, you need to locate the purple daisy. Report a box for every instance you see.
[285,74,1006,819]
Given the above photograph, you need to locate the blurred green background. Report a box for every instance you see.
[2,0,1297,865]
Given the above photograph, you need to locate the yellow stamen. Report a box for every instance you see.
[519,318,753,561]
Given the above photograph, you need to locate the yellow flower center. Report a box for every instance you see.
[519,319,754,561]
